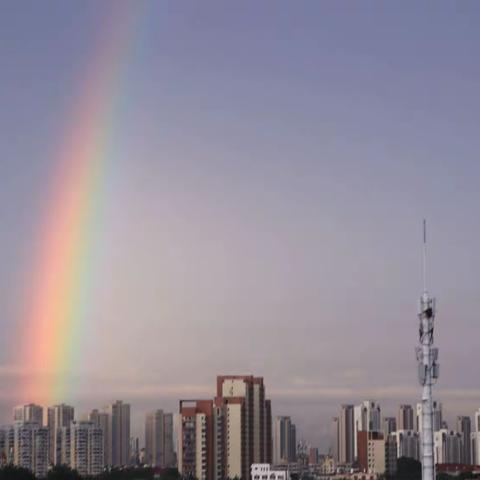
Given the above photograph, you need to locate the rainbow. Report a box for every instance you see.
[22,6,145,404]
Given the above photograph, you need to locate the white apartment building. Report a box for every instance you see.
[70,421,104,476]
[354,400,381,459]
[13,422,49,478]
[251,464,290,480]
[394,430,420,461]
[13,404,43,425]
[48,404,74,465]
[434,429,463,464]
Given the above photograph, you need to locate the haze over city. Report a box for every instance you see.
[1,1,480,452]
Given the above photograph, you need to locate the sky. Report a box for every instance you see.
[1,1,480,450]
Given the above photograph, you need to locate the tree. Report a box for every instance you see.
[47,465,82,480]
[395,457,421,480]
[0,465,36,480]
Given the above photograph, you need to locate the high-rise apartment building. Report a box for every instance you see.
[106,401,131,467]
[434,430,463,464]
[13,421,49,478]
[273,416,297,465]
[145,410,175,467]
[394,430,420,461]
[357,431,385,474]
[397,405,414,431]
[47,404,75,465]
[383,417,397,436]
[13,404,43,425]
[178,375,272,480]
[216,375,272,479]
[457,416,472,465]
[336,405,355,464]
[70,421,104,476]
[178,399,214,480]
[89,408,110,466]
[354,401,381,459]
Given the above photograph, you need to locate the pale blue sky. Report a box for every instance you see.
[1,1,480,449]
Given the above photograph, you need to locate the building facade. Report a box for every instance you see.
[70,421,104,476]
[273,416,296,465]
[456,416,472,465]
[336,405,355,465]
[397,405,414,431]
[106,401,131,467]
[145,410,175,467]
[13,422,49,478]
[394,430,420,461]
[47,404,75,465]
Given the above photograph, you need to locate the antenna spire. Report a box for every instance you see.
[423,219,427,294]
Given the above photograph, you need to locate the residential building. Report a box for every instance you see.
[457,416,472,465]
[178,375,272,480]
[471,432,480,466]
[251,464,290,480]
[385,434,397,476]
[397,405,414,431]
[357,431,385,474]
[308,447,319,465]
[273,416,296,465]
[394,430,420,461]
[69,421,104,475]
[383,417,396,436]
[178,399,214,480]
[354,401,381,460]
[47,404,75,465]
[145,410,175,467]
[13,404,43,425]
[336,405,355,465]
[434,429,463,465]
[13,421,49,478]
[106,401,130,467]
[89,409,110,466]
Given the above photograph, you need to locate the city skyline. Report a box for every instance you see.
[1,1,480,453]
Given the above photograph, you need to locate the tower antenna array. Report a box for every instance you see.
[416,220,439,480]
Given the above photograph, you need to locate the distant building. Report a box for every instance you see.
[385,434,397,476]
[251,464,290,480]
[457,416,472,465]
[273,416,296,465]
[70,420,104,476]
[471,432,480,465]
[47,404,75,465]
[354,401,381,459]
[89,409,110,466]
[13,421,49,478]
[434,429,463,465]
[13,404,43,425]
[308,447,319,465]
[178,375,272,480]
[357,431,385,474]
[337,405,355,464]
[397,405,414,431]
[383,417,396,436]
[106,401,130,467]
[394,430,420,461]
[145,410,175,467]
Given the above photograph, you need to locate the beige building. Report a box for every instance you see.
[178,375,273,480]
